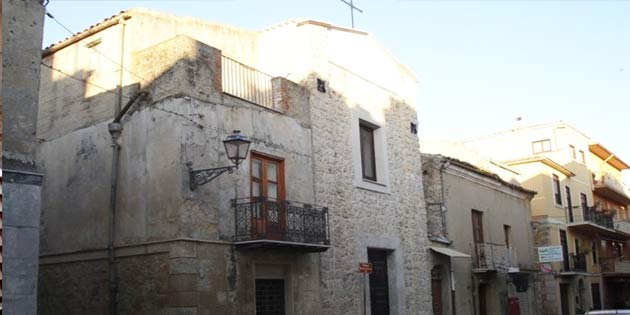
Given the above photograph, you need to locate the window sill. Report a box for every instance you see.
[355,179,389,194]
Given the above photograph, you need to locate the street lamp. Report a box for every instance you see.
[188,130,251,190]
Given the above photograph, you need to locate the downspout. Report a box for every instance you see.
[107,91,147,315]
[108,19,128,315]
[440,159,450,238]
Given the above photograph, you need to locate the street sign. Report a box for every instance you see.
[538,246,564,262]
[358,262,372,274]
[539,263,553,273]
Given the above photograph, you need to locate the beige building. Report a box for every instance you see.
[36,8,432,315]
[460,122,630,314]
[422,154,537,315]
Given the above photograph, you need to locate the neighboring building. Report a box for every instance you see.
[36,9,431,315]
[2,1,46,314]
[422,154,537,315]
[462,121,630,314]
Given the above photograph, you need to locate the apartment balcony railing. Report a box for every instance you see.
[600,256,630,273]
[583,206,615,230]
[473,242,517,271]
[221,55,274,109]
[233,197,330,252]
[592,172,630,206]
[614,219,630,234]
[570,253,587,272]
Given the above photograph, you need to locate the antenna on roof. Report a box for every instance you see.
[339,0,363,29]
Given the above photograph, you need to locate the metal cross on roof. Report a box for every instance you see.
[339,0,363,29]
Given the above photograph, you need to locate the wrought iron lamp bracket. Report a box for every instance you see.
[188,163,237,190]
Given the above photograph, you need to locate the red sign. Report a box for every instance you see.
[539,263,553,273]
[359,262,372,274]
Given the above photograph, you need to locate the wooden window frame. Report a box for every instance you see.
[359,120,378,182]
[250,151,285,201]
[532,139,551,154]
[553,174,562,206]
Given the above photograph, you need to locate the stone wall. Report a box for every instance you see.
[308,70,431,314]
[2,1,46,314]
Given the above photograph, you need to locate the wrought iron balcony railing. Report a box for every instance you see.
[473,242,517,271]
[583,206,615,230]
[233,197,330,250]
[600,256,630,273]
[561,253,587,272]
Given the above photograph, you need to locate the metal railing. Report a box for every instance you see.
[583,206,615,229]
[233,197,330,245]
[221,55,274,109]
[569,253,587,272]
[600,256,630,273]
[593,172,627,195]
[473,242,517,270]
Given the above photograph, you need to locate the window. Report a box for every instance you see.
[579,150,585,163]
[250,152,284,201]
[553,174,562,206]
[569,145,576,159]
[592,241,598,265]
[359,120,378,181]
[532,139,551,154]
[566,186,574,222]
[504,225,511,248]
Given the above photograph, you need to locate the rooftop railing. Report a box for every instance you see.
[221,55,274,109]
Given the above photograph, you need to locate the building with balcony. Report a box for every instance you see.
[461,121,630,314]
[36,8,431,315]
[422,154,537,315]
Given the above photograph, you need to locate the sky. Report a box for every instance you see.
[42,0,630,181]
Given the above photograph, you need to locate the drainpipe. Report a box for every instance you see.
[106,91,147,315]
[439,159,450,238]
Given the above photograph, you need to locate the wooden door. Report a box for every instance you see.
[591,283,602,310]
[472,210,485,267]
[368,249,390,315]
[478,283,488,315]
[566,186,574,222]
[560,283,570,315]
[431,266,443,315]
[250,153,285,239]
[560,230,570,271]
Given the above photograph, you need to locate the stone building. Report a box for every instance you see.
[2,1,46,314]
[36,8,431,315]
[421,154,537,315]
[461,122,630,314]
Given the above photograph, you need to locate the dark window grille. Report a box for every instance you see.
[256,279,285,315]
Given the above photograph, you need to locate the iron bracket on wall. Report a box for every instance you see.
[188,163,236,190]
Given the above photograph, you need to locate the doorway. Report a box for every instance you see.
[478,283,488,315]
[431,266,444,315]
[560,283,570,315]
[368,249,391,315]
[560,230,570,271]
[250,152,285,239]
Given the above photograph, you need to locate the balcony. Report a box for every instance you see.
[583,206,615,229]
[473,242,517,272]
[600,256,630,274]
[593,172,630,206]
[567,207,630,241]
[233,197,330,252]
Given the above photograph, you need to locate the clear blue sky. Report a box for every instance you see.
[43,0,630,180]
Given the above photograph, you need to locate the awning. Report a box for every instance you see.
[431,246,471,258]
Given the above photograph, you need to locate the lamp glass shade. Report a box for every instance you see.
[223,131,251,166]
